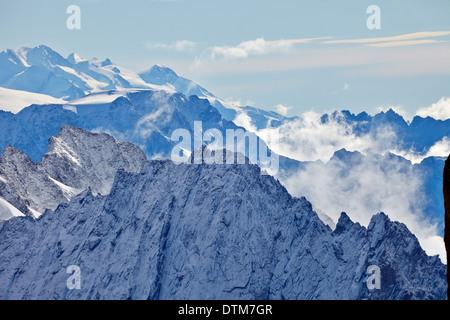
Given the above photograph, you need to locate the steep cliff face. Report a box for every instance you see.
[0,145,71,217]
[444,155,450,298]
[39,125,147,196]
[0,156,446,300]
[0,125,147,219]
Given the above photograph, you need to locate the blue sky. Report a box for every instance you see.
[1,0,450,116]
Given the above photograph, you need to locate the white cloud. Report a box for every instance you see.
[173,40,196,52]
[134,91,174,138]
[219,97,255,110]
[233,111,257,133]
[257,111,397,162]
[368,39,447,48]
[190,31,450,77]
[209,38,293,60]
[247,108,450,164]
[425,137,450,158]
[145,40,196,52]
[246,110,448,261]
[416,97,450,120]
[387,136,450,165]
[191,42,450,78]
[282,152,445,261]
[325,31,450,46]
[275,104,292,116]
[197,31,450,66]
[197,37,329,63]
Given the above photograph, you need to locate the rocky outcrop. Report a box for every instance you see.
[0,125,147,219]
[443,154,450,299]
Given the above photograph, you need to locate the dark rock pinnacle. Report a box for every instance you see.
[443,154,450,299]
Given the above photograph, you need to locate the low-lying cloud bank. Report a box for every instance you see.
[283,151,444,261]
[251,107,450,262]
[416,97,450,121]
[257,111,399,162]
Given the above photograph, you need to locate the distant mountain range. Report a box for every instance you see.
[0,45,448,299]
[0,45,287,130]
[321,109,450,156]
[0,45,448,237]
[2,45,448,158]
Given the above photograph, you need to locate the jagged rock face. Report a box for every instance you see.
[0,146,69,216]
[0,159,446,300]
[0,125,147,219]
[39,125,147,196]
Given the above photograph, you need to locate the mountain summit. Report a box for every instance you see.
[0,125,147,220]
[0,46,196,100]
[139,64,213,98]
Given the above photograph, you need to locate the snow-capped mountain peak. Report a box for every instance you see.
[139,64,214,98]
[140,64,181,85]
[0,45,280,132]
[24,45,70,68]
[0,46,178,101]
[40,125,148,195]
[0,125,147,220]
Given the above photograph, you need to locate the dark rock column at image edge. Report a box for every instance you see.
[444,154,450,300]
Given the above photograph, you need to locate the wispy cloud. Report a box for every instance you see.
[145,40,196,52]
[325,31,450,47]
[269,37,332,45]
[196,31,450,65]
[367,39,447,47]
[198,37,330,62]
[253,110,448,260]
[275,104,292,116]
[283,151,444,260]
[191,42,450,78]
[209,38,292,60]
[416,97,450,120]
[189,31,450,77]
